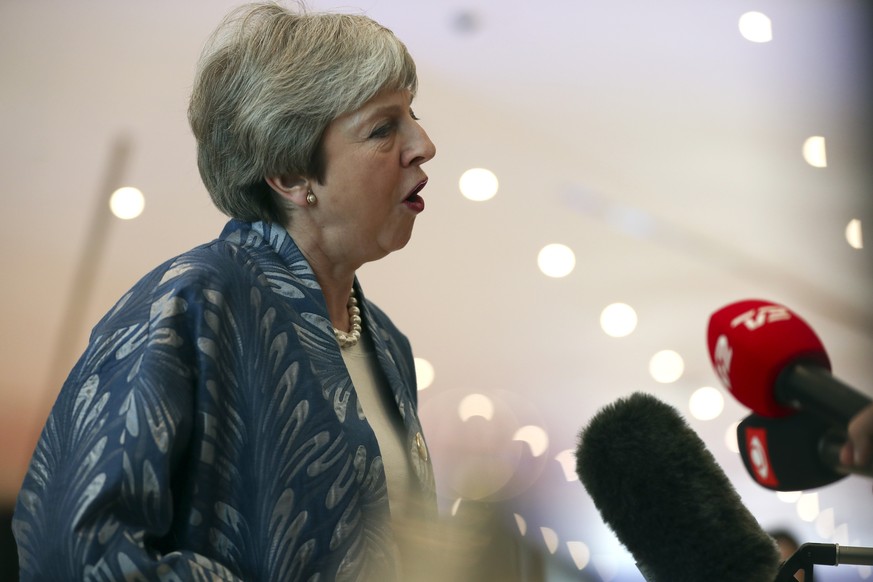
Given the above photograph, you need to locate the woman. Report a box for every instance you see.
[13,3,437,580]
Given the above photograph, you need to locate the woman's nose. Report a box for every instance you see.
[405,123,436,167]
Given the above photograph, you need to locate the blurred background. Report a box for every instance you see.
[1,0,871,580]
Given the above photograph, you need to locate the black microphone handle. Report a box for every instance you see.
[775,362,871,426]
[819,429,873,478]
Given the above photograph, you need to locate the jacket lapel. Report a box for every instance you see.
[357,284,436,496]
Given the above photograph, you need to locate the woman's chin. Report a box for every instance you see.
[379,229,415,259]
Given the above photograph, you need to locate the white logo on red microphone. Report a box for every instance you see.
[714,334,733,389]
[730,305,791,331]
[749,435,768,479]
[745,428,779,487]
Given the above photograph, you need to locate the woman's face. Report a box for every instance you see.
[311,88,436,265]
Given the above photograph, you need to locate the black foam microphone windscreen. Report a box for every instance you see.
[576,392,780,582]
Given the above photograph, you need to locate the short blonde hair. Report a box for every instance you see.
[188,2,418,223]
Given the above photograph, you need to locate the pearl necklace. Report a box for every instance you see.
[333,288,362,348]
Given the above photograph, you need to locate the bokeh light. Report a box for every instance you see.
[458,393,494,421]
[459,168,498,201]
[802,136,827,168]
[514,513,527,536]
[777,491,803,504]
[738,12,773,43]
[512,425,549,457]
[649,350,684,383]
[846,219,863,249]
[600,303,638,338]
[537,244,576,278]
[414,357,435,390]
[797,493,820,522]
[725,421,740,453]
[554,449,578,482]
[567,541,591,570]
[540,527,559,554]
[688,387,724,421]
[109,186,145,220]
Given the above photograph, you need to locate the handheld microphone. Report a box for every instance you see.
[576,392,780,581]
[707,299,871,425]
[736,410,867,491]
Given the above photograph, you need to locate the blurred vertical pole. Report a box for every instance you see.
[23,134,132,460]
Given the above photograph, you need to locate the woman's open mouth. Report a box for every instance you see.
[403,180,427,213]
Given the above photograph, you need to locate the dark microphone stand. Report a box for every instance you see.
[775,543,873,580]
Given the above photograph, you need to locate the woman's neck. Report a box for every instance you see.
[291,230,359,331]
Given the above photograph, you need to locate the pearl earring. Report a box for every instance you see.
[306,189,317,206]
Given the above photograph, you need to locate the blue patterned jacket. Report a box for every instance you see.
[13,220,436,581]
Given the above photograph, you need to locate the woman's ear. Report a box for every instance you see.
[266,174,310,207]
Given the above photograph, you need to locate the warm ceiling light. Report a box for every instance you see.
[649,350,684,383]
[459,168,498,201]
[512,425,549,457]
[540,527,559,554]
[725,421,740,453]
[738,12,773,43]
[802,136,827,168]
[414,357,435,390]
[777,491,803,503]
[537,243,576,278]
[689,387,724,421]
[514,513,527,536]
[458,393,494,421]
[797,493,820,522]
[600,303,638,337]
[846,219,863,249]
[815,508,836,539]
[554,449,579,482]
[567,541,591,570]
[109,186,145,220]
[832,523,850,547]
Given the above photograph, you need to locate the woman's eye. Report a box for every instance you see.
[369,123,394,139]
